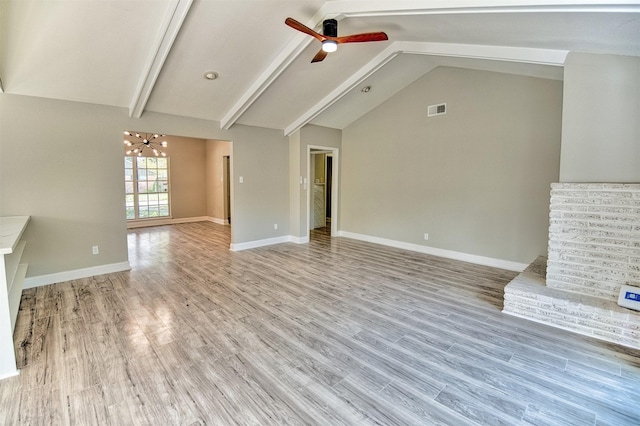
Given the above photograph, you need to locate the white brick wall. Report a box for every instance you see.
[504,184,640,349]
[547,183,640,301]
[503,256,640,349]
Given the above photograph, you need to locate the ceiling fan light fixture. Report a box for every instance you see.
[322,40,337,53]
[285,17,387,63]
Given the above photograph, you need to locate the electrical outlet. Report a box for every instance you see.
[92,245,99,255]
[274,223,278,230]
[424,233,429,240]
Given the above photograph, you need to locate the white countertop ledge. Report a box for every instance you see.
[0,216,30,255]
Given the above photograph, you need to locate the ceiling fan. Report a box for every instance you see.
[285,17,388,63]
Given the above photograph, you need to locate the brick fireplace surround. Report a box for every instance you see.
[504,183,640,349]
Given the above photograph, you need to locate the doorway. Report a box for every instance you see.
[307,146,339,238]
[310,151,327,230]
[326,155,332,223]
[223,155,231,224]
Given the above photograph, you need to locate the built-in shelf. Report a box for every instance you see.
[0,216,30,380]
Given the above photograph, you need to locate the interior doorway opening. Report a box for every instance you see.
[122,134,234,242]
[326,155,333,223]
[308,146,339,238]
[223,155,231,224]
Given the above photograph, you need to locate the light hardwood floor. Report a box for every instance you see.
[1,222,639,425]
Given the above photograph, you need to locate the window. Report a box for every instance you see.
[125,156,170,220]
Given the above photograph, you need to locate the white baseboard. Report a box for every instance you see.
[230,235,308,251]
[231,236,291,251]
[127,216,230,229]
[337,231,527,272]
[23,261,131,289]
[0,369,20,381]
[207,217,229,225]
[289,235,309,244]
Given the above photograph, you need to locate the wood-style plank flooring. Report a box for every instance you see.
[2,221,639,425]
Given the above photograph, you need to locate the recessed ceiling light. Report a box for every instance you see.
[361,86,372,93]
[204,71,219,80]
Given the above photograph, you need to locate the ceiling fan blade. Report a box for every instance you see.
[311,49,328,63]
[285,17,324,42]
[336,32,388,44]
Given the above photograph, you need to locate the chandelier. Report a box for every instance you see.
[124,131,167,157]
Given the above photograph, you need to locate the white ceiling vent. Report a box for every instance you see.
[427,103,447,117]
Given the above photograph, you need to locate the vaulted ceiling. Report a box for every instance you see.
[1,1,639,135]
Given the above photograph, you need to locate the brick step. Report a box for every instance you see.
[503,256,640,349]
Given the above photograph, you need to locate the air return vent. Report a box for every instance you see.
[427,103,446,117]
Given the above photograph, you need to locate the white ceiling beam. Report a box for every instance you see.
[322,0,640,17]
[129,0,193,118]
[219,11,335,130]
[284,41,568,136]
[284,44,401,136]
[401,41,569,65]
[222,0,640,130]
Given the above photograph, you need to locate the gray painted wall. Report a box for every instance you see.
[289,131,301,238]
[1,96,128,276]
[0,94,290,277]
[341,67,563,264]
[229,125,290,242]
[560,52,640,182]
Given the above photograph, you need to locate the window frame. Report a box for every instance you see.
[125,155,171,221]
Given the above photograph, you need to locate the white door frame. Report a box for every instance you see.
[307,145,339,237]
